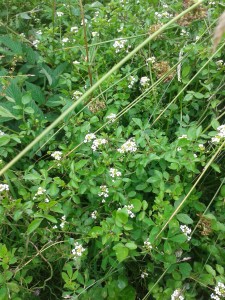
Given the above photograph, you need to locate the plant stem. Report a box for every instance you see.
[79,0,93,103]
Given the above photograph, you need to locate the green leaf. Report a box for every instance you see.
[89,226,103,238]
[132,118,142,128]
[211,163,221,173]
[220,185,225,197]
[75,159,89,170]
[0,106,17,119]
[125,242,137,250]
[169,234,187,243]
[113,244,129,262]
[116,209,128,225]
[26,82,45,105]
[179,262,192,279]
[0,135,10,146]
[216,264,224,275]
[176,214,193,225]
[130,199,142,212]
[205,264,216,277]
[27,218,43,234]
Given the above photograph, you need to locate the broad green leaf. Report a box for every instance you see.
[176,214,193,225]
[205,264,216,277]
[179,262,192,279]
[169,234,187,243]
[130,199,142,212]
[216,264,224,275]
[116,209,128,225]
[125,242,137,250]
[114,245,129,262]
[0,106,17,119]
[27,218,43,234]
[0,136,10,146]
[220,185,225,197]
[75,159,89,170]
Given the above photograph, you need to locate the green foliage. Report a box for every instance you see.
[0,0,225,299]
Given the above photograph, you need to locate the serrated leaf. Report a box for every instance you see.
[75,159,89,170]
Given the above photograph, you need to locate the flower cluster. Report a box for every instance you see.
[98,185,109,203]
[92,31,99,37]
[0,184,9,192]
[33,187,46,200]
[71,26,78,33]
[113,39,127,53]
[118,204,135,218]
[141,271,148,279]
[171,289,184,300]
[155,11,173,19]
[106,113,117,123]
[91,210,97,219]
[211,282,225,300]
[146,56,156,64]
[144,240,153,250]
[216,60,225,69]
[211,125,225,143]
[198,144,205,151]
[62,37,69,45]
[73,91,83,100]
[128,75,137,88]
[109,168,121,178]
[0,130,5,136]
[180,29,189,36]
[178,134,188,139]
[117,139,137,153]
[91,138,108,151]
[32,40,40,48]
[60,215,66,228]
[84,133,96,143]
[140,76,150,88]
[72,242,85,257]
[51,151,62,161]
[180,225,192,241]
[56,11,64,17]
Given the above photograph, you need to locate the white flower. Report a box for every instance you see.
[193,153,197,158]
[195,36,200,41]
[171,289,184,300]
[118,204,135,218]
[36,187,46,195]
[81,18,88,26]
[177,147,182,151]
[117,139,137,153]
[180,29,189,36]
[109,168,121,178]
[212,136,221,143]
[91,210,97,219]
[71,26,78,33]
[84,133,96,143]
[32,40,40,48]
[73,90,83,100]
[0,184,9,192]
[216,60,224,69]
[62,37,69,44]
[0,130,5,136]
[60,215,66,228]
[144,240,152,250]
[72,242,85,257]
[92,31,99,37]
[146,56,156,64]
[36,30,42,35]
[113,39,127,53]
[211,282,225,299]
[73,60,80,65]
[140,76,150,88]
[180,225,192,241]
[91,138,108,151]
[98,185,109,198]
[106,113,117,123]
[56,12,64,17]
[198,144,205,150]
[51,151,62,161]
[178,134,188,139]
[141,272,148,279]
[217,125,225,137]
[45,198,50,203]
[128,75,137,88]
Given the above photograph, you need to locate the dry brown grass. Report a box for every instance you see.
[213,11,225,52]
